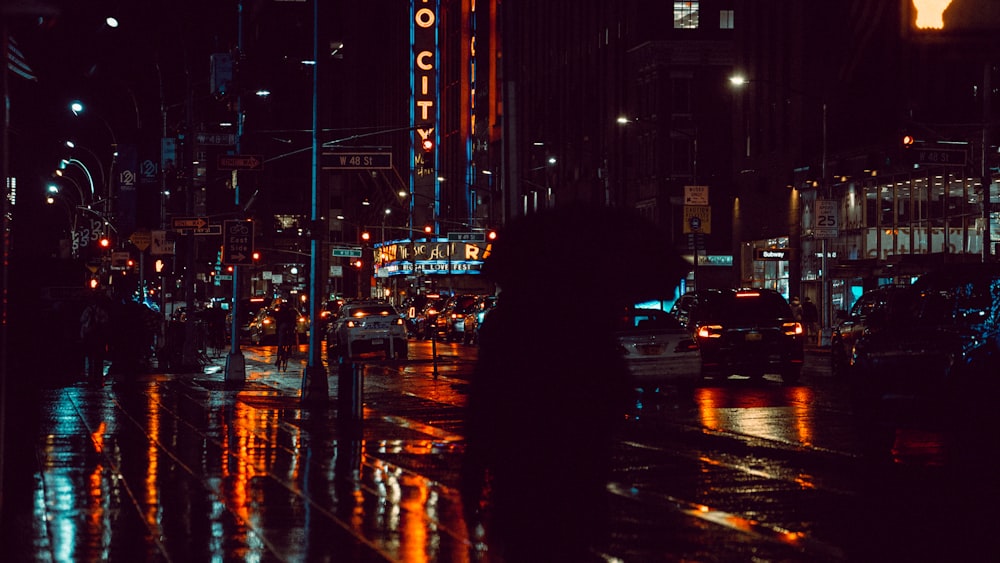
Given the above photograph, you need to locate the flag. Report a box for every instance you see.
[6,35,36,81]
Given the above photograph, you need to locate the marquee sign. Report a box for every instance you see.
[374,239,491,276]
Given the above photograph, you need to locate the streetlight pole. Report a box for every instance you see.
[225,1,247,385]
[301,0,328,403]
[730,75,831,343]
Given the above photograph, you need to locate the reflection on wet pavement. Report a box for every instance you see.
[27,376,478,562]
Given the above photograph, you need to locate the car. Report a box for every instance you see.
[615,308,701,388]
[462,295,497,344]
[850,264,1000,412]
[431,294,481,342]
[318,298,346,334]
[830,285,911,377]
[248,305,308,345]
[671,288,805,384]
[412,296,446,340]
[326,300,408,360]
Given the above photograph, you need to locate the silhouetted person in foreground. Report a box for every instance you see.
[461,204,689,561]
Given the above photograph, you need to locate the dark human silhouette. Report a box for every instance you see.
[802,296,819,341]
[79,291,112,380]
[461,204,689,561]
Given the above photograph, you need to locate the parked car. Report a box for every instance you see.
[671,288,805,384]
[850,264,1000,412]
[413,296,446,340]
[431,294,481,342]
[318,298,346,334]
[615,308,700,388]
[830,285,911,377]
[326,300,408,360]
[462,295,497,344]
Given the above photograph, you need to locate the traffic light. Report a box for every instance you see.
[252,251,261,262]
[98,236,111,249]
[487,230,497,241]
[421,137,434,152]
[902,134,915,147]
[353,259,363,269]
[423,225,433,235]
[361,231,371,242]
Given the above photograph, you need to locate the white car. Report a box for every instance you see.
[326,301,408,360]
[616,308,701,388]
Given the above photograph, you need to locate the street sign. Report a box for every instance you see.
[193,225,222,235]
[684,185,709,205]
[129,229,151,251]
[683,205,711,234]
[150,230,174,256]
[814,199,839,239]
[218,154,263,170]
[447,231,486,242]
[172,216,209,229]
[909,146,968,167]
[321,152,392,170]
[195,132,236,146]
[222,220,254,265]
[332,246,363,258]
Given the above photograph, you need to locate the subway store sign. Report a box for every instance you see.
[754,248,796,261]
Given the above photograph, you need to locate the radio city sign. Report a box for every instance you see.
[412,1,438,125]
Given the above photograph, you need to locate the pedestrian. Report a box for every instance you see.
[273,303,298,364]
[802,296,819,342]
[790,296,803,323]
[459,204,689,562]
[79,291,112,380]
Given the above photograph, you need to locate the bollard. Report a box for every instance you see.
[337,358,364,424]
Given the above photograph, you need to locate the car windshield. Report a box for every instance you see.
[348,306,396,318]
[698,290,791,322]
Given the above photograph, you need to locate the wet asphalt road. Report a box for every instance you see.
[3,340,999,561]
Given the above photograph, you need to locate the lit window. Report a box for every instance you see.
[674,2,699,29]
[720,9,734,29]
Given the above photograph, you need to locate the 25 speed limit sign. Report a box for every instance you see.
[814,199,839,239]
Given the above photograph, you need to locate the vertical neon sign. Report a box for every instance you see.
[411,0,439,233]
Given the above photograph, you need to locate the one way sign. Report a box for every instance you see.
[218,154,263,170]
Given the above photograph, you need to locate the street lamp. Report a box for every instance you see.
[729,74,831,344]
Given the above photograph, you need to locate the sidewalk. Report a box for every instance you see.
[2,347,482,562]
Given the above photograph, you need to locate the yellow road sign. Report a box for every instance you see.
[683,205,711,234]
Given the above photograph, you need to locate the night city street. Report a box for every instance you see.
[6,1,1000,562]
[1,341,998,561]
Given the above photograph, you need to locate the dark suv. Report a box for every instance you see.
[671,288,805,384]
[830,285,911,377]
[851,263,1000,410]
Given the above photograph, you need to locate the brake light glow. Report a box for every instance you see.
[735,291,760,298]
[346,320,357,328]
[697,324,723,338]
[783,322,803,336]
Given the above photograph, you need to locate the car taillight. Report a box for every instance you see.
[346,320,357,328]
[783,321,803,336]
[262,319,272,325]
[697,324,723,338]
[394,318,403,326]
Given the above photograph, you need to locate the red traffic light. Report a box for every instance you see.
[902,134,915,147]
[98,237,111,249]
[252,251,261,261]
[420,137,434,152]
[487,230,497,241]
[361,231,371,242]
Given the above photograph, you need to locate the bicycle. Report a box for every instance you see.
[275,326,294,372]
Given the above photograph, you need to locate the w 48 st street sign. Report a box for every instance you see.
[321,152,392,170]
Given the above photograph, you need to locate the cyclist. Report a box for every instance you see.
[273,304,297,370]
